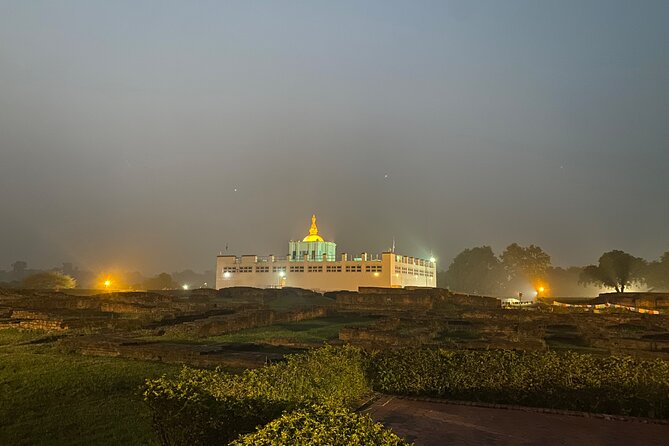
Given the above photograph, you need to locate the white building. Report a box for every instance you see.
[215,215,436,292]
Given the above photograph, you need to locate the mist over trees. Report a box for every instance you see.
[0,261,214,291]
[499,243,551,293]
[443,246,503,295]
[579,250,646,293]
[441,245,668,297]
[142,273,177,290]
[22,271,76,290]
[646,252,669,291]
[443,243,552,296]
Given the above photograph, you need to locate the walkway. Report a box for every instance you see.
[365,396,669,446]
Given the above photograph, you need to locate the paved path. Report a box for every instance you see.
[365,396,669,446]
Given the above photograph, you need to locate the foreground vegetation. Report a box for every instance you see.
[144,345,405,445]
[370,349,669,418]
[145,345,669,445]
[0,329,179,446]
[4,323,669,445]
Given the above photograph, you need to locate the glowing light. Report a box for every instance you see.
[104,280,111,288]
[182,284,189,290]
[279,271,286,277]
[429,257,436,263]
[223,272,231,279]
[538,287,545,293]
[373,272,380,277]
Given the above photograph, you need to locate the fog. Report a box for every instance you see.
[1,1,668,274]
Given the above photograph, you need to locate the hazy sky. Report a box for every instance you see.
[1,1,668,274]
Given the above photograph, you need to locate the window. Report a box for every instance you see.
[365,265,382,272]
[346,265,362,273]
[326,265,342,272]
[273,266,286,273]
[290,266,304,273]
[308,265,323,273]
[239,266,253,273]
[256,266,269,273]
[223,266,237,273]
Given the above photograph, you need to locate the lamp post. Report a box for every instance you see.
[429,257,436,287]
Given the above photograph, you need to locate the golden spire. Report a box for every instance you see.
[309,214,318,235]
[303,214,325,242]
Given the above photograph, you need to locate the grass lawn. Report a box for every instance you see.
[209,314,377,344]
[147,315,378,345]
[0,329,179,446]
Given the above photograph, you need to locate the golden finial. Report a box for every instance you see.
[303,214,325,242]
[309,214,318,236]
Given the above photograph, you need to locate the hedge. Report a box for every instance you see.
[145,346,669,445]
[143,345,370,445]
[368,349,669,418]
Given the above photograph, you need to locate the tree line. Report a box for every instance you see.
[439,244,669,297]
[0,261,214,291]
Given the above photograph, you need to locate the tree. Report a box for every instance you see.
[444,246,504,295]
[11,261,27,274]
[143,273,176,290]
[579,250,645,293]
[645,251,669,291]
[22,271,76,290]
[500,243,551,291]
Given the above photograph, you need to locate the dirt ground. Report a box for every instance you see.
[365,396,669,446]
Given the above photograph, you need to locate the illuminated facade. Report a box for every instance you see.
[215,215,436,292]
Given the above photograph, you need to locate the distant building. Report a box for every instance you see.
[215,215,436,292]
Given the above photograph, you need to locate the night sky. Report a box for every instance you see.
[1,1,668,274]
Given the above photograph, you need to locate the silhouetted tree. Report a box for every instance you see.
[500,243,551,290]
[11,261,27,274]
[645,251,669,291]
[579,250,645,293]
[22,271,76,290]
[143,273,176,290]
[445,246,504,295]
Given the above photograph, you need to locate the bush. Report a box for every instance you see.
[144,345,370,445]
[368,349,669,418]
[22,271,76,290]
[231,404,409,446]
[146,345,669,445]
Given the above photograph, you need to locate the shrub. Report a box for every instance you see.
[22,271,76,290]
[231,404,409,446]
[368,349,669,418]
[144,345,370,445]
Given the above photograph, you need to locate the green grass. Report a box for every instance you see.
[0,330,179,446]
[147,315,377,345]
[0,328,49,346]
[212,315,376,344]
